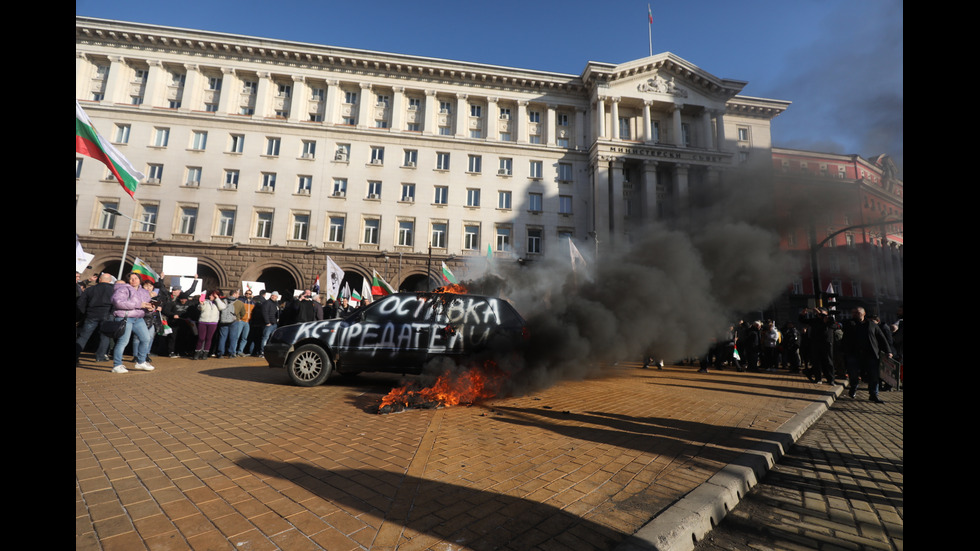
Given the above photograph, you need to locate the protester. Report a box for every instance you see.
[194,289,226,360]
[842,306,892,403]
[110,272,156,373]
[75,272,116,364]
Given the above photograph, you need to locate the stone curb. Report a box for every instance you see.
[615,384,843,551]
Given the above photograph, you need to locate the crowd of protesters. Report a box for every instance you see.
[688,305,903,403]
[76,272,376,373]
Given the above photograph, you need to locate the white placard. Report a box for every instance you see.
[163,255,198,277]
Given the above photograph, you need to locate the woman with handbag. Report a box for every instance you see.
[110,272,156,374]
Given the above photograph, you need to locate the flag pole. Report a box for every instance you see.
[648,4,653,57]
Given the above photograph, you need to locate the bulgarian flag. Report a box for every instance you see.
[441,262,458,284]
[76,101,144,198]
[132,257,159,282]
[371,270,396,297]
[648,4,653,24]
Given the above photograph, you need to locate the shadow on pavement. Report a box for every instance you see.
[235,458,626,550]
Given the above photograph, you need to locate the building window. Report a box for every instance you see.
[498,158,512,176]
[310,88,325,101]
[499,132,511,142]
[398,220,414,247]
[261,173,277,192]
[466,189,481,207]
[652,121,660,143]
[191,131,208,151]
[207,76,222,91]
[529,160,543,179]
[138,204,158,232]
[470,105,482,117]
[335,143,350,161]
[495,226,512,252]
[277,83,291,98]
[370,146,385,165]
[266,137,281,156]
[332,178,347,197]
[178,206,198,235]
[468,155,482,173]
[408,97,421,110]
[403,149,418,167]
[499,107,511,120]
[407,123,420,132]
[240,107,255,116]
[737,127,750,142]
[527,228,542,254]
[344,91,358,104]
[464,225,480,250]
[146,164,164,183]
[114,124,130,144]
[439,127,452,136]
[431,223,447,248]
[229,134,245,153]
[528,111,540,123]
[292,213,310,241]
[363,218,380,244]
[559,195,573,215]
[242,81,258,94]
[792,278,803,295]
[185,167,201,186]
[76,158,83,179]
[852,281,863,298]
[436,152,451,171]
[255,211,273,239]
[297,175,312,194]
[375,120,388,129]
[439,101,452,114]
[223,170,239,189]
[217,209,236,237]
[681,123,691,146]
[301,140,316,159]
[528,193,542,213]
[341,116,355,126]
[98,200,118,230]
[619,118,630,140]
[328,216,345,243]
[498,190,512,210]
[153,128,170,148]
[401,183,416,202]
[557,113,569,127]
[367,181,382,199]
[558,163,572,182]
[434,186,448,205]
[529,135,541,144]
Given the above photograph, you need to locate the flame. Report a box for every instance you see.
[378,360,507,414]
[433,283,468,294]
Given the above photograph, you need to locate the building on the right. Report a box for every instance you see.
[769,147,903,323]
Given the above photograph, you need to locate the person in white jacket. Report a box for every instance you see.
[193,290,226,360]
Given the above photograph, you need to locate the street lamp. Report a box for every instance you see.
[103,206,156,280]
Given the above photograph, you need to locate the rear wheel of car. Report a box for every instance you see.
[286,344,332,387]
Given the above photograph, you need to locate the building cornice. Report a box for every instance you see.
[77,17,587,95]
[726,95,791,120]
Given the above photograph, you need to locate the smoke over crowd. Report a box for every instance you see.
[449,170,799,395]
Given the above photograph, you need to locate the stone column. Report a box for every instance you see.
[323,79,339,125]
[455,93,468,138]
[675,164,690,225]
[217,68,238,114]
[390,86,405,131]
[423,90,438,135]
[545,104,556,146]
[576,109,586,148]
[356,83,372,128]
[486,97,499,141]
[254,71,273,118]
[609,159,624,240]
[287,76,305,122]
[181,64,202,112]
[76,53,90,99]
[609,97,620,139]
[595,97,606,140]
[671,105,684,147]
[102,55,126,104]
[715,110,727,152]
[642,101,653,143]
[701,109,714,150]
[144,60,166,108]
[517,100,528,143]
[642,161,659,221]
[593,160,611,242]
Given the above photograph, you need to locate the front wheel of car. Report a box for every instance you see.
[286,344,332,387]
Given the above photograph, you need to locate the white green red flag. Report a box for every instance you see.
[441,262,458,284]
[371,270,396,297]
[75,101,144,198]
[132,257,159,282]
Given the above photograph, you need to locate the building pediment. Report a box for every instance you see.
[583,53,746,104]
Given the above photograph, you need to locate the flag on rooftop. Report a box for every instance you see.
[75,101,144,198]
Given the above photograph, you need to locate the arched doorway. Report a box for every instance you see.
[401,273,436,292]
[256,267,298,299]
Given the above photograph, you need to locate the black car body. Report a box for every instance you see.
[265,292,527,386]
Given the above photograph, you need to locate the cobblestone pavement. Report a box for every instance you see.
[76,355,843,551]
[692,389,903,551]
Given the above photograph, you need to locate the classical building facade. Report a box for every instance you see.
[769,147,903,321]
[76,17,788,295]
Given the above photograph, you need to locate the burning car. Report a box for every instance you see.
[264,292,528,387]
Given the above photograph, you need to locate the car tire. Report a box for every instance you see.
[286,344,332,387]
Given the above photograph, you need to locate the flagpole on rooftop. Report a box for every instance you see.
[647,4,653,57]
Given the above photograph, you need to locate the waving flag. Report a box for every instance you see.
[132,257,159,282]
[441,262,458,284]
[325,256,343,300]
[76,101,144,198]
[371,270,396,297]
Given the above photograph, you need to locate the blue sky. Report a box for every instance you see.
[77,0,903,174]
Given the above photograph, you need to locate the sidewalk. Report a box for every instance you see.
[77,356,855,551]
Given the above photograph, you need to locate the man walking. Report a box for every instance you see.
[842,306,892,403]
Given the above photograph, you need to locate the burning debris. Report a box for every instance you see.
[377,361,508,414]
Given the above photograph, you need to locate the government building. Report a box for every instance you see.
[75,16,790,296]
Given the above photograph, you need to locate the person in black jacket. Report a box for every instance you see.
[842,306,893,403]
[799,307,837,384]
[76,272,116,364]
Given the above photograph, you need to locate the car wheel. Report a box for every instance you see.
[286,344,332,387]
